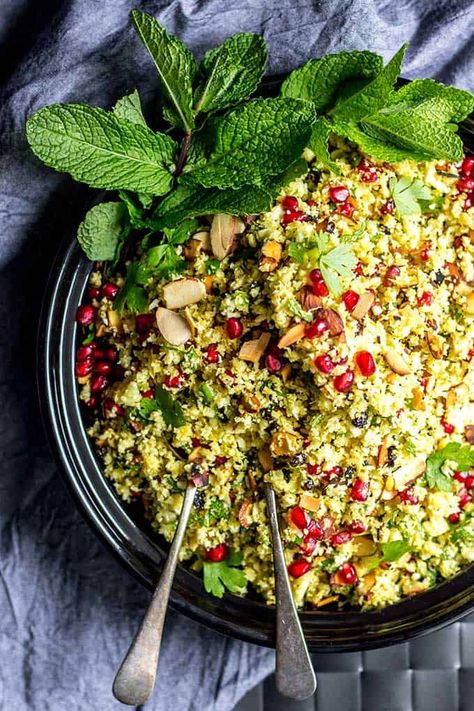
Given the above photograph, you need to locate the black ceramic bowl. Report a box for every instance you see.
[38,78,474,652]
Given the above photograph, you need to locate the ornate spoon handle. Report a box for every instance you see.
[113,483,196,706]
[264,482,317,700]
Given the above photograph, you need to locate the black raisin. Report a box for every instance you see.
[326,221,336,233]
[387,446,397,467]
[283,469,292,483]
[303,479,315,491]
[194,491,205,510]
[345,466,356,478]
[351,412,369,428]
[290,452,307,467]
[433,270,445,285]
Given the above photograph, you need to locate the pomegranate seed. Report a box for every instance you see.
[204,344,221,364]
[215,456,227,466]
[459,491,472,508]
[282,210,305,224]
[337,562,358,585]
[101,282,119,299]
[342,290,359,311]
[93,348,106,360]
[306,318,329,338]
[380,199,395,215]
[440,418,455,434]
[449,511,461,524]
[163,372,186,389]
[454,471,468,483]
[314,354,335,374]
[205,544,229,562]
[104,398,125,416]
[301,535,317,556]
[463,194,474,211]
[290,506,308,530]
[417,291,433,307]
[337,201,355,218]
[309,268,322,282]
[353,262,364,276]
[358,158,378,182]
[90,374,108,393]
[76,304,97,327]
[265,354,282,373]
[87,286,100,300]
[456,177,474,193]
[306,519,324,540]
[76,344,95,361]
[105,346,118,362]
[351,479,369,502]
[347,520,367,534]
[333,369,355,393]
[311,279,329,297]
[329,186,350,203]
[398,488,419,505]
[94,360,113,376]
[192,437,201,448]
[384,266,400,286]
[282,195,299,211]
[327,466,343,478]
[75,359,93,377]
[142,389,154,399]
[85,396,98,409]
[226,317,243,339]
[330,530,353,546]
[460,156,474,176]
[419,248,430,262]
[135,313,155,335]
[306,463,321,476]
[465,476,474,490]
[288,560,311,578]
[355,351,376,376]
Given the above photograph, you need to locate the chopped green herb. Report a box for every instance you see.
[206,258,221,274]
[368,539,411,570]
[389,176,435,216]
[202,549,247,598]
[426,442,474,492]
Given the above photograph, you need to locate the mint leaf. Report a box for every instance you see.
[426,443,474,491]
[154,385,185,427]
[130,10,197,132]
[308,117,340,173]
[389,79,474,122]
[281,50,383,112]
[287,241,312,264]
[194,33,267,114]
[389,176,435,215]
[114,262,149,313]
[202,550,247,598]
[331,45,406,123]
[26,104,176,194]
[331,119,428,162]
[138,397,159,419]
[368,539,410,570]
[118,191,150,228]
[113,90,147,126]
[76,202,127,260]
[183,97,315,189]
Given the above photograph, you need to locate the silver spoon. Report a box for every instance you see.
[264,482,317,700]
[113,482,196,706]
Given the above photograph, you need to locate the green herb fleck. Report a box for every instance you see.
[202,549,247,598]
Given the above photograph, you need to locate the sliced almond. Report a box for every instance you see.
[270,430,301,457]
[299,493,320,512]
[392,458,426,490]
[466,291,474,315]
[184,238,204,260]
[298,286,322,312]
[314,308,344,336]
[259,256,279,272]
[426,330,444,359]
[465,425,474,445]
[163,277,206,310]
[241,394,261,413]
[278,322,306,348]
[361,572,376,593]
[238,499,253,528]
[238,332,271,363]
[281,364,292,383]
[107,308,122,332]
[95,323,106,338]
[257,447,273,472]
[412,387,425,411]
[184,307,196,338]
[377,437,388,468]
[193,230,211,250]
[262,240,282,261]
[210,214,244,260]
[316,595,339,608]
[351,291,375,320]
[384,348,411,375]
[156,307,191,345]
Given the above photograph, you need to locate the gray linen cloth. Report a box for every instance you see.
[0,1,473,709]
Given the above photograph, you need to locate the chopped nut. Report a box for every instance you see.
[465,425,474,445]
[426,330,444,359]
[281,364,292,383]
[193,230,211,250]
[377,437,388,468]
[239,332,271,363]
[446,261,464,282]
[352,537,377,557]
[203,275,214,293]
[314,307,344,336]
[156,307,192,345]
[163,277,206,310]
[360,572,376,593]
[95,323,106,337]
[248,470,258,491]
[412,387,425,411]
[262,240,282,261]
[183,236,206,260]
[210,214,245,260]
[277,322,306,348]
[351,291,375,320]
[184,307,196,338]
[392,458,426,490]
[258,447,274,472]
[270,430,301,457]
[298,286,322,312]
[107,308,122,332]
[316,595,339,608]
[299,493,320,512]
[188,447,203,463]
[259,256,279,272]
[384,348,411,375]
[238,499,253,528]
[242,394,261,413]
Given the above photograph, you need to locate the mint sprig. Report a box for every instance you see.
[76,202,128,261]
[138,386,185,427]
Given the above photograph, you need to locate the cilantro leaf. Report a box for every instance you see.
[114,262,149,313]
[130,10,197,132]
[112,89,147,126]
[280,50,383,112]
[368,539,411,570]
[26,104,177,194]
[146,245,186,281]
[194,33,267,114]
[76,202,127,261]
[426,443,474,491]
[389,176,435,216]
[138,397,159,419]
[202,550,247,598]
[154,385,185,427]
[286,299,313,322]
[183,98,315,189]
[319,243,358,296]
[164,218,200,245]
[308,117,340,173]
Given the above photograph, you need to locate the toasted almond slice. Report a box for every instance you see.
[412,387,425,411]
[239,332,271,363]
[163,277,206,310]
[183,238,204,260]
[384,348,411,375]
[107,308,122,332]
[426,330,444,359]
[156,307,191,345]
[238,499,253,528]
[203,275,214,293]
[270,430,301,457]
[193,230,211,250]
[281,364,292,383]
[262,240,282,261]
[210,214,244,260]
[184,307,196,338]
[258,447,274,472]
[95,323,106,337]
[242,394,261,413]
[351,291,375,320]
[466,291,474,315]
[298,286,322,312]
[316,595,339,608]
[392,458,426,490]
[259,256,279,272]
[377,437,388,468]
[299,493,320,512]
[465,425,474,445]
[361,572,376,593]
[352,537,377,557]
[315,307,344,336]
[278,322,306,348]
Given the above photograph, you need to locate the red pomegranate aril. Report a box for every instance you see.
[457,177,474,193]
[90,374,108,393]
[348,520,367,534]
[353,261,364,276]
[358,159,378,182]
[417,291,433,307]
[282,210,305,224]
[384,265,400,286]
[351,478,369,502]
[215,456,227,466]
[459,491,472,508]
[85,396,98,409]
[465,475,474,490]
[288,560,311,578]
[204,344,221,364]
[463,194,474,211]
[454,471,468,483]
[290,506,308,530]
[104,398,125,416]
[448,511,461,524]
[327,465,343,478]
[87,286,101,300]
[94,360,113,376]
[307,199,316,207]
[440,418,455,434]
[306,519,324,540]
[307,463,321,476]
[301,535,317,556]
[306,318,329,339]
[282,195,299,211]
[76,344,95,361]
[76,304,97,327]
[205,543,229,562]
[309,268,322,282]
[105,346,118,362]
[226,317,243,339]
[314,354,335,374]
[355,351,376,377]
[460,156,474,176]
[164,373,185,389]
[380,199,395,215]
[398,488,419,505]
[333,369,355,393]
[337,201,355,218]
[311,279,329,297]
[75,359,93,377]
[330,530,353,546]
[342,290,359,312]
[101,282,119,300]
[142,389,154,399]
[337,562,358,585]
[92,348,105,360]
[135,313,155,335]
[329,185,350,203]
[265,354,282,373]
[191,437,201,448]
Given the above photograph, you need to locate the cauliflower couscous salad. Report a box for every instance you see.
[27,11,474,611]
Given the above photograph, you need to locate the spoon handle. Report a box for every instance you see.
[113,483,196,706]
[264,483,317,700]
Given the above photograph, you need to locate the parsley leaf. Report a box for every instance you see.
[202,549,247,598]
[76,202,128,261]
[114,262,149,313]
[426,443,474,491]
[154,385,185,427]
[368,539,411,570]
[389,176,435,216]
[319,243,358,296]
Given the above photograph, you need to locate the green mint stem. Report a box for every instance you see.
[174,131,192,177]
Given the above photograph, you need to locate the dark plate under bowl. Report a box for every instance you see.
[37,77,474,652]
